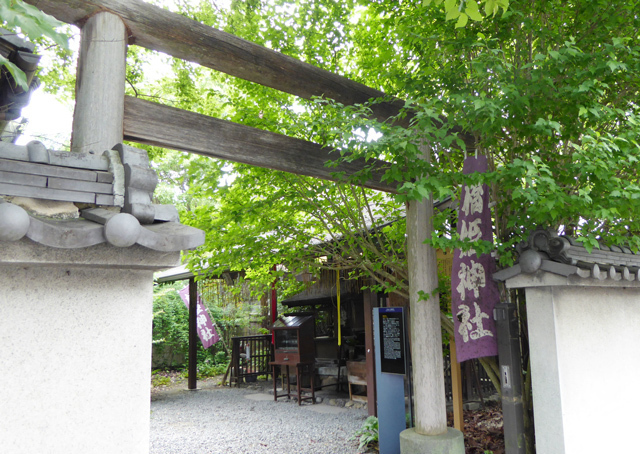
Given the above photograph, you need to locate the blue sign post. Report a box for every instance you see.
[374,307,407,454]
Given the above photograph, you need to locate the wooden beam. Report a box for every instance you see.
[27,0,475,149]
[26,0,408,126]
[123,96,396,193]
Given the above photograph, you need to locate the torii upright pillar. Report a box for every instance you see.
[0,11,180,454]
[0,9,192,449]
[72,11,126,153]
[400,143,464,454]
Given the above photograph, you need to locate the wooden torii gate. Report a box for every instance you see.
[25,0,464,451]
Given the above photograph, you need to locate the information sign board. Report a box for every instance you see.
[378,307,406,375]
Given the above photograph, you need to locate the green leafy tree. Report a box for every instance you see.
[8,0,633,450]
[152,282,190,367]
[0,0,69,90]
[146,0,639,263]
[102,1,640,451]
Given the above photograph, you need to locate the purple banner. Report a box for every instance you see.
[178,286,219,349]
[451,155,499,362]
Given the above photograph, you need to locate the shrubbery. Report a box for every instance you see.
[152,282,229,377]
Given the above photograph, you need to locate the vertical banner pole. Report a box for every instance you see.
[188,277,198,390]
[450,340,465,432]
[337,269,341,346]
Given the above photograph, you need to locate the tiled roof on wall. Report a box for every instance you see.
[493,228,640,283]
[0,141,204,252]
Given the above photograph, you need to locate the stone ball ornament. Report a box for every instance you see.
[0,203,31,241]
[104,213,141,247]
[519,249,543,274]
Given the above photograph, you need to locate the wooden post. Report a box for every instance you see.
[271,264,277,343]
[450,340,465,432]
[406,142,447,436]
[363,290,378,416]
[188,278,198,390]
[72,12,126,153]
[494,303,526,454]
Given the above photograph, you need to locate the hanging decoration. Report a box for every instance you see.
[451,154,499,362]
[178,285,219,349]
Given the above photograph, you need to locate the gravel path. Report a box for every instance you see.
[150,383,369,454]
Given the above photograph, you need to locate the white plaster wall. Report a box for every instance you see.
[553,286,640,454]
[525,282,640,454]
[0,266,154,454]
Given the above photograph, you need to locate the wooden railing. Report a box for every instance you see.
[229,335,273,386]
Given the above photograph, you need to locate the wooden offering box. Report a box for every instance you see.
[272,315,315,364]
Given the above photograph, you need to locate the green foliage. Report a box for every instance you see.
[134,9,638,403]
[351,416,379,451]
[0,0,69,90]
[152,282,190,365]
[0,0,67,47]
[198,277,263,347]
[152,281,233,372]
[426,0,509,28]
[300,0,640,264]
[151,374,171,387]
[152,277,267,378]
[197,357,228,378]
[139,0,635,285]
[213,350,228,364]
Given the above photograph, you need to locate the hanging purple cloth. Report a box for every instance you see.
[179,286,220,349]
[451,155,499,362]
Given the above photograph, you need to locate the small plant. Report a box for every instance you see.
[151,375,171,387]
[213,351,228,364]
[351,416,379,452]
[198,359,229,378]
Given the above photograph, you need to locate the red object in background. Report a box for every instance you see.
[271,264,277,343]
